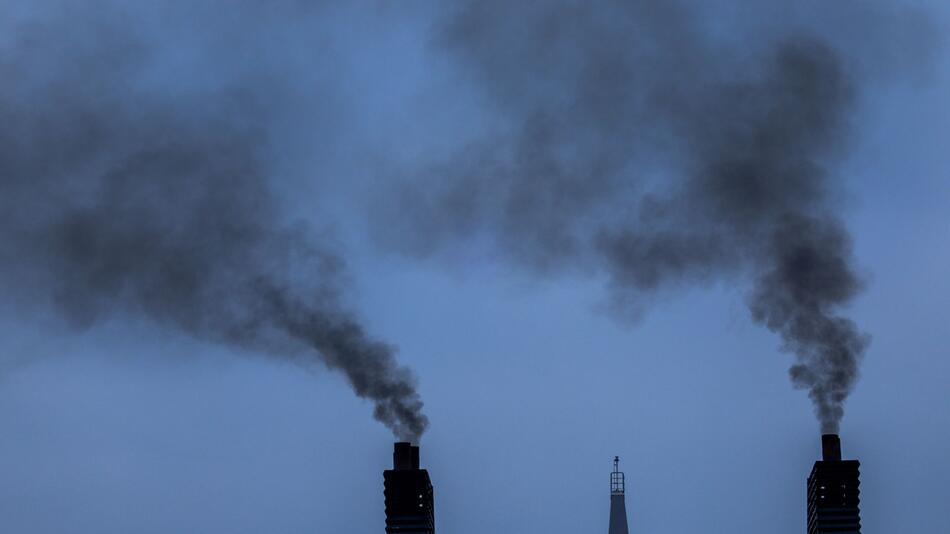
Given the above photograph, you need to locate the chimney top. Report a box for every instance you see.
[821,434,842,462]
[393,442,420,470]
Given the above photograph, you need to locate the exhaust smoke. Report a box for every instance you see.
[0,4,427,442]
[370,0,931,432]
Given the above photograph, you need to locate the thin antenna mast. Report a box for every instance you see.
[610,456,625,495]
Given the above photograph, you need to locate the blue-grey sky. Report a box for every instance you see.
[0,1,948,533]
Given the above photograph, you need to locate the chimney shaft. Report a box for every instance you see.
[808,435,861,533]
[384,442,435,533]
[821,434,842,462]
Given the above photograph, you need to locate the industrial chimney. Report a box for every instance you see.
[383,442,435,533]
[608,456,630,534]
[806,434,861,534]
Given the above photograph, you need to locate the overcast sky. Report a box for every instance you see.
[0,2,948,533]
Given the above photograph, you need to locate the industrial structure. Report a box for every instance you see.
[374,437,866,534]
[383,442,435,533]
[806,434,861,534]
[609,456,630,534]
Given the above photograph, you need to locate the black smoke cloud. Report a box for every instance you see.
[0,4,427,442]
[0,1,932,439]
[370,0,919,433]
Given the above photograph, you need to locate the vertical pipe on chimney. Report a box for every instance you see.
[821,434,842,462]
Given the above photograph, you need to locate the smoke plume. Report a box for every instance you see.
[1,1,931,438]
[369,0,913,433]
[0,4,427,441]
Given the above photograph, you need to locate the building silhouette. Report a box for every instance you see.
[609,456,629,534]
[384,442,434,533]
[807,434,861,534]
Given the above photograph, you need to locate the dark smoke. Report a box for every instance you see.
[0,1,929,439]
[371,0,911,432]
[0,5,427,441]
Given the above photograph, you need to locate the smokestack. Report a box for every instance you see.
[608,456,630,534]
[806,435,861,534]
[393,442,421,470]
[384,442,435,533]
[821,434,842,462]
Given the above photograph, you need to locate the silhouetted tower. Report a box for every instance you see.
[807,434,861,534]
[384,442,434,533]
[609,456,630,534]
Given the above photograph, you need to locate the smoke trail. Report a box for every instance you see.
[0,4,427,441]
[370,0,920,432]
[750,215,868,433]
